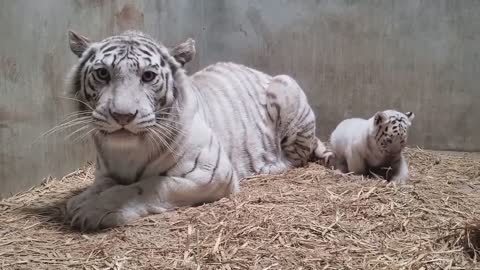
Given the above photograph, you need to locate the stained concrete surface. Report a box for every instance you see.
[1,0,479,198]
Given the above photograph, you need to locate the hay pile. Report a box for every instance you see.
[1,148,479,269]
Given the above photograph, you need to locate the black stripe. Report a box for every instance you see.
[96,110,108,119]
[294,142,310,152]
[93,118,109,124]
[155,82,164,93]
[172,86,178,99]
[265,104,275,122]
[255,122,270,153]
[102,46,118,53]
[141,43,156,53]
[137,119,152,125]
[165,73,169,89]
[374,127,383,140]
[271,102,281,122]
[170,62,178,75]
[182,152,202,177]
[208,136,214,151]
[298,121,315,133]
[139,48,152,56]
[111,54,117,69]
[297,106,311,125]
[87,79,97,93]
[208,146,222,183]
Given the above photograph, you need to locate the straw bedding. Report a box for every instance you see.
[1,148,479,269]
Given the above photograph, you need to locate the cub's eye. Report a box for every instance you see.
[142,71,157,83]
[95,68,110,81]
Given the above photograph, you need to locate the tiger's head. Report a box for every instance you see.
[371,110,415,154]
[66,30,196,144]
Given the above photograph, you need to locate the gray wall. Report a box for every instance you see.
[1,0,479,198]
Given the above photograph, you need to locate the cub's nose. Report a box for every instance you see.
[110,109,138,126]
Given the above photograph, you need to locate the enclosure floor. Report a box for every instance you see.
[1,149,479,269]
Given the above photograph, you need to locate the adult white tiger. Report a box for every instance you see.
[329,110,415,184]
[64,30,328,231]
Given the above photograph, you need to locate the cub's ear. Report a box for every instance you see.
[374,111,388,126]
[405,111,415,121]
[68,30,91,57]
[171,38,196,66]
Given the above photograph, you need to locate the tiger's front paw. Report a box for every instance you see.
[66,178,117,220]
[66,191,95,219]
[69,196,129,231]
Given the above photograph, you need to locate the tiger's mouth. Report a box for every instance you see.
[110,128,135,135]
[102,128,141,138]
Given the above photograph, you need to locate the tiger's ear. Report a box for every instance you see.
[171,38,196,66]
[68,30,91,58]
[374,111,388,126]
[405,111,415,121]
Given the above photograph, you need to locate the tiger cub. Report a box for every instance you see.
[329,110,415,184]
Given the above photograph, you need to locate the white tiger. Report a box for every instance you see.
[64,30,329,231]
[329,110,415,184]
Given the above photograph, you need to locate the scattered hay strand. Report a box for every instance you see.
[0,148,479,269]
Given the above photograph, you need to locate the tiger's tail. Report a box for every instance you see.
[311,137,335,167]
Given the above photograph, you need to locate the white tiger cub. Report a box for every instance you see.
[330,110,415,184]
[64,30,329,231]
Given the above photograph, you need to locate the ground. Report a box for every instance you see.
[0,149,479,270]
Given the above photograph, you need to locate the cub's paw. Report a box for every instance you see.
[319,150,336,168]
[390,175,409,185]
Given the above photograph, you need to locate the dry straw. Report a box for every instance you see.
[1,148,479,269]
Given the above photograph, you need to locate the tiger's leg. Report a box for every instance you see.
[264,75,318,168]
[69,167,238,231]
[68,137,239,231]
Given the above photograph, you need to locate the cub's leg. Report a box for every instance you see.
[264,75,319,168]
[389,155,409,184]
[345,150,367,175]
[334,154,349,173]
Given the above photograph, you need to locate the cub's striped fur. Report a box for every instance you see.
[64,30,328,230]
[330,110,415,184]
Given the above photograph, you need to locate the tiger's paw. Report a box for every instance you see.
[69,195,131,231]
[68,189,139,231]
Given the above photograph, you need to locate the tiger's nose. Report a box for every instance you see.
[110,109,138,126]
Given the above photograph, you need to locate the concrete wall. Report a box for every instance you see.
[1,0,479,198]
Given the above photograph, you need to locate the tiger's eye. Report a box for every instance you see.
[95,68,110,81]
[142,71,157,83]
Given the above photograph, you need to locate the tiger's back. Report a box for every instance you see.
[191,62,320,178]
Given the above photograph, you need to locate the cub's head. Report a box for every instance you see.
[66,30,195,141]
[371,110,415,154]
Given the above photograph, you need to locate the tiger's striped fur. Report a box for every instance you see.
[64,30,328,230]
